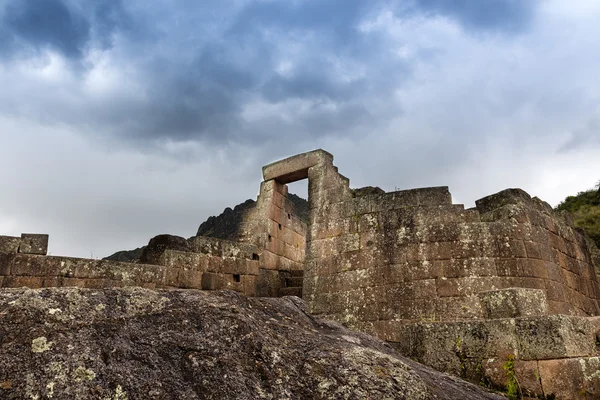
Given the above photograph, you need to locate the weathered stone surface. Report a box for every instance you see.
[0,287,504,400]
[190,236,259,260]
[262,149,333,183]
[475,189,532,215]
[0,236,20,254]
[478,287,548,319]
[18,233,49,255]
[389,314,596,376]
[140,234,191,265]
[538,357,600,399]
[306,178,600,330]
[514,315,595,360]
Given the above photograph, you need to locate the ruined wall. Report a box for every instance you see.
[0,234,259,295]
[0,234,49,255]
[303,171,600,333]
[239,180,306,272]
[233,156,314,296]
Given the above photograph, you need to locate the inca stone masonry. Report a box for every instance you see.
[2,149,600,398]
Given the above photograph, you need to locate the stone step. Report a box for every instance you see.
[285,277,304,287]
[280,287,302,298]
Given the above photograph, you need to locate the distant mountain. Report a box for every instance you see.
[196,193,308,239]
[103,194,309,262]
[556,182,600,249]
[103,247,145,263]
[195,199,256,240]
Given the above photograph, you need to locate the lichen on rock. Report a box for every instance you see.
[0,287,504,399]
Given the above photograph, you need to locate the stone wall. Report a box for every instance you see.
[0,234,259,296]
[233,155,316,296]
[240,180,306,272]
[302,163,600,332]
[0,234,49,255]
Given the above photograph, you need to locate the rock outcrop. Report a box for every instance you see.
[196,194,308,240]
[103,194,308,262]
[0,287,503,399]
[103,247,145,263]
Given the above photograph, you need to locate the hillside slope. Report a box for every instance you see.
[556,182,600,249]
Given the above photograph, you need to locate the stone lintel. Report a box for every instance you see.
[262,149,333,183]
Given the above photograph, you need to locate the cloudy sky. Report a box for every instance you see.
[1,0,599,258]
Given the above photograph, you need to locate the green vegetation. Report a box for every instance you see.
[503,355,520,400]
[556,181,600,249]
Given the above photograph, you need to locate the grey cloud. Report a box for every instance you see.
[0,0,132,59]
[412,0,537,32]
[2,0,599,260]
[2,0,90,58]
[0,0,539,152]
[559,117,600,153]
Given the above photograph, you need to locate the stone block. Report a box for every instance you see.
[41,277,62,287]
[423,241,453,260]
[478,288,548,319]
[255,269,283,297]
[242,275,257,296]
[537,358,600,399]
[177,269,203,289]
[420,223,462,243]
[482,359,543,398]
[495,239,527,258]
[84,279,124,289]
[404,260,444,281]
[2,275,44,288]
[269,205,286,227]
[524,241,543,259]
[436,276,500,297]
[475,188,532,214]
[416,187,452,206]
[141,234,190,265]
[201,272,242,292]
[515,315,595,360]
[0,235,20,254]
[260,250,279,270]
[451,239,488,259]
[18,234,49,255]
[438,295,484,320]
[162,266,180,287]
[262,149,333,183]
[391,319,521,376]
[495,258,520,277]
[522,259,549,279]
[0,253,12,275]
[436,277,461,297]
[10,254,62,277]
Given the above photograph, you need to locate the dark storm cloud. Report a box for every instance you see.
[2,0,90,58]
[0,0,132,59]
[0,0,539,147]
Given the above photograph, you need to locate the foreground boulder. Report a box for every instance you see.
[0,288,503,399]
